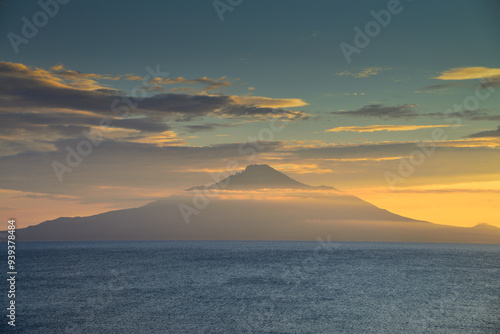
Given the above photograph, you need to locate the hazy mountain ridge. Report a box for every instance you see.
[2,165,500,243]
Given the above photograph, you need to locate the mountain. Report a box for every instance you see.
[4,165,500,243]
[187,164,335,190]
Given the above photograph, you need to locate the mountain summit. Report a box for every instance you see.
[4,164,500,243]
[187,164,334,190]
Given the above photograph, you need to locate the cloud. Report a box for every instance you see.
[330,104,420,119]
[385,181,500,194]
[337,67,390,78]
[433,67,500,80]
[480,77,500,89]
[183,123,237,133]
[325,124,458,133]
[151,76,233,92]
[50,64,122,81]
[392,188,500,194]
[417,109,488,120]
[0,62,308,120]
[0,111,170,135]
[422,82,464,90]
[0,61,309,134]
[219,104,308,120]
[230,96,308,108]
[432,137,500,148]
[0,61,311,157]
[2,134,500,211]
[266,164,333,174]
[469,115,500,121]
[330,104,491,120]
[343,92,365,96]
[467,126,500,138]
[288,138,500,162]
[0,139,285,195]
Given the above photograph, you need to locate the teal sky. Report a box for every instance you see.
[2,1,499,112]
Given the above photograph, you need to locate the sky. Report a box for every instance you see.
[1,0,500,229]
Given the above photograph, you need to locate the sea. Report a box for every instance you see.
[3,241,500,333]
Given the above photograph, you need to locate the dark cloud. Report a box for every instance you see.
[183,123,236,133]
[94,88,125,95]
[423,82,464,90]
[0,61,307,121]
[467,126,500,138]
[17,194,76,201]
[480,77,500,89]
[426,110,487,120]
[469,115,500,121]
[330,104,419,119]
[47,125,92,137]
[112,118,170,132]
[0,139,285,196]
[0,61,308,154]
[330,103,496,121]
[0,111,169,134]
[1,136,499,205]
[0,72,229,117]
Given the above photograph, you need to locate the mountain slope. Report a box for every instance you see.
[4,165,500,243]
[187,164,335,190]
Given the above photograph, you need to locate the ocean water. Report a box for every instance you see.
[3,241,500,333]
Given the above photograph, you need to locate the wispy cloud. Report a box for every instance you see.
[325,124,458,133]
[330,104,419,119]
[230,95,308,108]
[337,67,390,78]
[388,181,500,194]
[151,76,233,93]
[0,61,312,155]
[183,123,237,133]
[433,66,500,80]
[467,126,500,138]
[0,62,308,121]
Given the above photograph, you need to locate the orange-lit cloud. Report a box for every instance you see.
[325,124,457,133]
[434,66,500,80]
[127,130,187,147]
[230,95,308,108]
[0,61,309,123]
[433,137,500,148]
[267,164,333,174]
[323,157,404,162]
